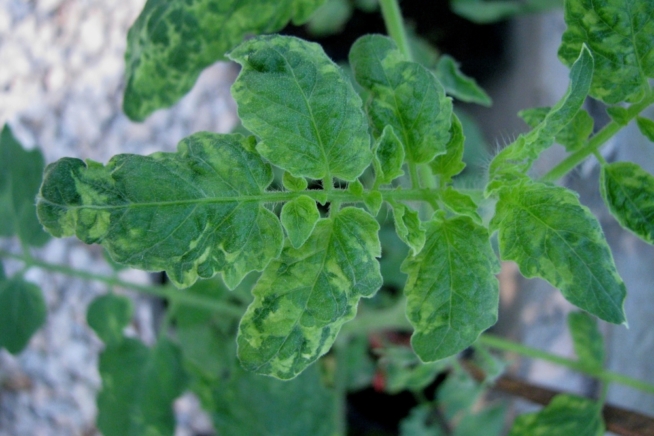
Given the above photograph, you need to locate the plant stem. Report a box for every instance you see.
[478,334,654,396]
[379,0,412,61]
[542,91,654,183]
[408,162,421,189]
[0,249,244,318]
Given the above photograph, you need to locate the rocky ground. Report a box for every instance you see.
[0,0,238,434]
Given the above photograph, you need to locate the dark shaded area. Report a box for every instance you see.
[282,0,508,84]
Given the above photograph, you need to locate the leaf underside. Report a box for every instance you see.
[37,132,283,289]
[402,213,499,362]
[237,207,382,379]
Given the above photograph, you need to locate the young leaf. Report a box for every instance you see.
[568,311,604,370]
[488,46,593,188]
[438,371,483,421]
[37,133,283,289]
[97,337,188,436]
[380,346,452,394]
[509,394,604,436]
[349,35,453,164]
[391,202,426,255]
[364,190,383,216]
[454,404,506,436]
[600,161,654,245]
[87,294,134,347]
[439,188,481,223]
[280,195,320,248]
[237,207,382,379]
[0,124,50,247]
[0,278,47,354]
[519,107,594,152]
[402,213,500,362]
[430,114,466,184]
[373,125,405,185]
[558,0,654,104]
[491,180,627,324]
[606,106,630,126]
[434,55,492,106]
[123,0,326,120]
[636,116,654,142]
[283,172,309,191]
[229,35,372,182]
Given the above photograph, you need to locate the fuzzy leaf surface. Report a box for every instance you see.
[402,213,499,362]
[568,311,604,369]
[0,278,47,354]
[519,107,593,152]
[491,181,627,324]
[349,35,452,163]
[123,0,326,120]
[237,207,382,379]
[281,195,320,248]
[37,133,283,289]
[87,294,134,347]
[636,116,654,142]
[0,125,50,247]
[509,394,603,436]
[558,0,654,104]
[230,35,371,181]
[97,338,188,436]
[434,55,492,106]
[600,161,654,245]
[488,46,593,189]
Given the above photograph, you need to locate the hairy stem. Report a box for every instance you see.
[379,0,412,61]
[542,90,654,182]
[0,249,244,318]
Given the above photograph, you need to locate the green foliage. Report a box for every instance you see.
[123,0,326,120]
[237,207,382,379]
[491,181,626,324]
[636,116,654,142]
[4,0,654,434]
[559,0,654,104]
[600,161,654,245]
[403,212,499,362]
[508,394,604,435]
[451,0,563,23]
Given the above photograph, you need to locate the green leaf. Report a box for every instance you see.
[606,106,630,125]
[37,132,283,289]
[430,114,466,184]
[519,107,594,152]
[283,172,309,192]
[281,195,320,248]
[491,180,627,324]
[87,294,133,347]
[600,161,654,245]
[400,404,445,436]
[122,0,326,121]
[211,364,335,436]
[636,116,654,142]
[558,0,654,104]
[451,0,563,24]
[237,207,382,379]
[97,337,188,436]
[0,262,5,281]
[349,35,453,164]
[381,346,452,394]
[229,35,372,181]
[438,372,483,420]
[391,202,426,255]
[568,311,604,369]
[488,46,593,188]
[364,190,383,216]
[434,55,492,106]
[304,0,351,37]
[0,125,50,247]
[402,213,499,362]
[0,278,47,354]
[439,188,481,223]
[508,394,604,436]
[454,404,506,436]
[373,125,405,185]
